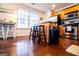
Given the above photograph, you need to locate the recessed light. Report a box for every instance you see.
[52,4,55,7]
[31,3,36,5]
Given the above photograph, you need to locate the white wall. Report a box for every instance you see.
[0,3,46,36]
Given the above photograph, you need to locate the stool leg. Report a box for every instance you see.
[1,25,5,39]
[6,25,8,39]
[38,27,41,44]
[13,25,16,39]
[2,27,5,39]
[6,25,15,39]
[43,27,46,45]
[29,27,33,40]
[13,34,15,39]
[38,25,46,45]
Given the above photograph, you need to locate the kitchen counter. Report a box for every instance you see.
[41,21,57,43]
[0,21,16,25]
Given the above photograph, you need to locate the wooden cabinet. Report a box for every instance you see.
[59,25,63,36]
[78,24,79,40]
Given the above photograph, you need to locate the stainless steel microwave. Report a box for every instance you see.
[64,11,79,19]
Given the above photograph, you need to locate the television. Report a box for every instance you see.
[48,16,57,22]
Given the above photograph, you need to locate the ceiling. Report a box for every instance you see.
[23,3,77,13]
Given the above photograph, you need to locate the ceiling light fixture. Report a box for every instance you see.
[52,4,55,7]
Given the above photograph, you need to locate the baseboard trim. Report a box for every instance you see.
[16,35,29,38]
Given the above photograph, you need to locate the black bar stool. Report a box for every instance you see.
[29,26,33,40]
[29,26,39,41]
[38,25,46,45]
[29,25,46,45]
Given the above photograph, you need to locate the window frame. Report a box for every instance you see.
[17,9,39,29]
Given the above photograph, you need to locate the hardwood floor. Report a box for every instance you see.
[0,37,79,56]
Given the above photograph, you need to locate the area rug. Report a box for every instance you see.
[66,45,79,56]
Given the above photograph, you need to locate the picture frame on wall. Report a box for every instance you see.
[40,17,43,20]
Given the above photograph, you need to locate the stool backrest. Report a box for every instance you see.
[7,25,14,30]
[0,25,3,30]
[32,26,38,32]
[39,25,45,32]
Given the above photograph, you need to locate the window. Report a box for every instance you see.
[29,13,38,28]
[17,9,29,28]
[17,9,39,29]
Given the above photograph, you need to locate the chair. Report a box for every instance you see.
[0,25,5,39]
[29,25,46,45]
[6,25,15,39]
[29,26,34,40]
[29,26,39,41]
[38,25,46,45]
